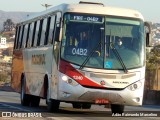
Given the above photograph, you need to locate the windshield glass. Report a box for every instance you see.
[61,13,104,68]
[61,13,145,70]
[105,17,145,69]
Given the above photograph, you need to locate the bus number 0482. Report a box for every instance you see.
[72,48,87,56]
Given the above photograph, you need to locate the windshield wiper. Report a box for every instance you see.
[110,44,128,73]
[79,28,104,70]
[109,31,128,73]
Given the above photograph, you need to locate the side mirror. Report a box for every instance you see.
[144,22,152,47]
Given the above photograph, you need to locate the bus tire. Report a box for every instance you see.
[72,103,82,109]
[30,95,40,107]
[21,78,30,106]
[47,99,60,112]
[82,103,91,109]
[46,83,60,112]
[111,104,124,114]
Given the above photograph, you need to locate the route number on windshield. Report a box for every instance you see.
[72,48,87,56]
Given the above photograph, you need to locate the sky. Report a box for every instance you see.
[0,0,159,22]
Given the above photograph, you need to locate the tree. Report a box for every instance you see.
[147,45,160,68]
[145,45,160,90]
[3,19,15,31]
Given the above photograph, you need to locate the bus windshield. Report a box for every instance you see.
[61,13,145,70]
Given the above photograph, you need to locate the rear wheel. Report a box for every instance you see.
[111,104,124,114]
[30,95,40,107]
[21,78,30,106]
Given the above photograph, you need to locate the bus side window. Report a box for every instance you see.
[15,26,21,49]
[48,15,56,44]
[31,21,37,47]
[34,20,40,47]
[54,12,61,43]
[19,25,25,49]
[21,24,28,48]
[14,26,20,49]
[37,19,43,46]
[25,23,30,48]
[27,22,34,48]
[53,12,61,63]
[44,17,51,45]
[40,18,47,46]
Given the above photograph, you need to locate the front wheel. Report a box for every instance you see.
[47,99,60,112]
[21,78,30,106]
[111,104,124,114]
[46,86,60,112]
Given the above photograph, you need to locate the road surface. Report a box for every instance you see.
[0,90,160,120]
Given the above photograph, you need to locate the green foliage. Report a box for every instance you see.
[3,19,15,31]
[146,46,160,70]
[145,46,160,90]
[0,73,8,82]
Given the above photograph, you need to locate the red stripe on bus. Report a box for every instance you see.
[59,60,105,88]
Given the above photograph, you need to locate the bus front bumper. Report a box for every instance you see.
[58,79,144,106]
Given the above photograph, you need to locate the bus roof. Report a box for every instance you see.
[20,3,144,24]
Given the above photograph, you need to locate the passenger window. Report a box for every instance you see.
[14,26,20,49]
[40,18,47,46]
[31,21,37,47]
[21,24,28,48]
[16,26,21,49]
[19,25,25,48]
[44,17,51,45]
[27,22,34,47]
[25,24,30,48]
[37,19,43,46]
[34,20,40,47]
[48,15,56,44]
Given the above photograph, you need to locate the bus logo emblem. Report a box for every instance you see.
[100,80,105,85]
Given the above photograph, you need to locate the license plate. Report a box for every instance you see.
[95,99,109,104]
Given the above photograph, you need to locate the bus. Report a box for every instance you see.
[11,1,151,113]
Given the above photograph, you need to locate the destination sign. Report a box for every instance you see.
[69,14,103,23]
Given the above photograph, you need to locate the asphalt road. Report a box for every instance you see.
[0,90,160,120]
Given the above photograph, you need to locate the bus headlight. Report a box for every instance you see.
[62,75,68,81]
[127,81,142,91]
[62,75,79,86]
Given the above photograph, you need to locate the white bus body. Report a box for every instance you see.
[11,1,151,113]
